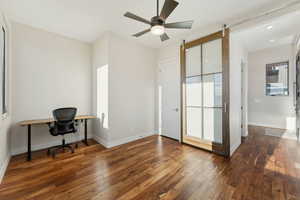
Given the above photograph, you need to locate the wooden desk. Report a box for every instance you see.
[19,115,96,161]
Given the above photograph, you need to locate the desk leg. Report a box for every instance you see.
[83,119,88,146]
[27,125,31,161]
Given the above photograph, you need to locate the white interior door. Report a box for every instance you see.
[158,59,180,140]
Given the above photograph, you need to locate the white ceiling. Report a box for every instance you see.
[0,0,298,48]
[234,10,300,52]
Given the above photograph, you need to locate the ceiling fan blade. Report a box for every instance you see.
[165,20,194,29]
[160,33,170,42]
[133,29,151,37]
[160,0,179,20]
[124,12,151,25]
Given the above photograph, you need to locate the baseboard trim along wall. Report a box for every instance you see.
[248,122,286,130]
[0,154,11,183]
[11,135,93,156]
[93,135,109,147]
[93,133,157,148]
[12,132,155,155]
[230,142,241,156]
[12,140,63,156]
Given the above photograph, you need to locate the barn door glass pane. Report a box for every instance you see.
[186,46,202,138]
[202,39,223,143]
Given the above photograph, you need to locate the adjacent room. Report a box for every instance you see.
[0,0,300,199]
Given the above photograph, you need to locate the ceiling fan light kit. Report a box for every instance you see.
[124,0,194,41]
[151,25,165,35]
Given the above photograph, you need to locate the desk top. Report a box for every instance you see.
[19,115,97,126]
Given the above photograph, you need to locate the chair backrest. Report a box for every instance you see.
[53,107,77,122]
[51,108,77,135]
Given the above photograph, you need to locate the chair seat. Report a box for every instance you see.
[49,125,77,136]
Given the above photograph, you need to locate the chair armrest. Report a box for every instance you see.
[48,122,60,136]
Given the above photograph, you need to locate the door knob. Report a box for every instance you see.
[173,108,179,112]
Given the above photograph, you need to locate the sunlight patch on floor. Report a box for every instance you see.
[265,128,298,141]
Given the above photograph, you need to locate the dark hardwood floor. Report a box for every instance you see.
[0,126,300,200]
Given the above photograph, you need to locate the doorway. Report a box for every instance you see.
[181,30,230,156]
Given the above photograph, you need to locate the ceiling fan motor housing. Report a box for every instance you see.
[151,16,165,27]
[124,0,193,41]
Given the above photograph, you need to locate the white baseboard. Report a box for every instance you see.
[242,129,249,137]
[12,140,62,156]
[0,154,10,184]
[93,133,157,148]
[108,133,156,148]
[12,132,155,155]
[93,135,108,147]
[230,142,241,156]
[248,122,285,130]
[11,135,93,156]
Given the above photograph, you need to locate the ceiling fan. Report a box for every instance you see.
[124,0,194,42]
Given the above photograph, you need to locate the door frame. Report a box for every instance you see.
[241,60,248,138]
[180,29,230,157]
[296,50,300,112]
[296,50,300,140]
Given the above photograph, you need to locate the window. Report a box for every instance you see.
[266,61,289,96]
[97,65,109,129]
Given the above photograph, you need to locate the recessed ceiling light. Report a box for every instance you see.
[269,39,275,42]
[267,25,273,30]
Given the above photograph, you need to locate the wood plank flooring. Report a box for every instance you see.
[0,126,300,200]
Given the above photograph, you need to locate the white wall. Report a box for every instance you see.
[10,22,92,155]
[0,13,12,182]
[248,44,295,129]
[92,32,157,147]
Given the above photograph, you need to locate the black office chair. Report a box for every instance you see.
[47,107,78,158]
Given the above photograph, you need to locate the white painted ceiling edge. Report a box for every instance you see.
[164,2,300,53]
[232,8,300,52]
[1,0,300,49]
[177,1,300,48]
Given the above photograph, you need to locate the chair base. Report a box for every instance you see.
[47,138,74,158]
